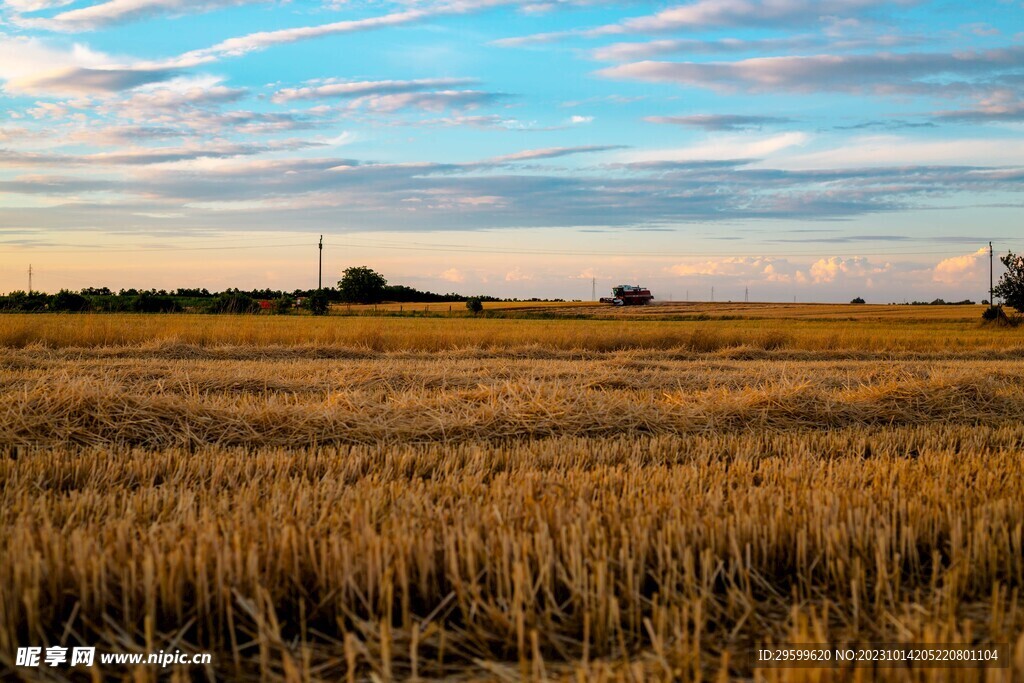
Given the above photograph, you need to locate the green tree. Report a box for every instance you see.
[994,251,1024,312]
[3,290,49,312]
[338,266,387,304]
[850,297,866,305]
[51,290,90,312]
[132,292,181,313]
[305,290,329,316]
[466,297,483,315]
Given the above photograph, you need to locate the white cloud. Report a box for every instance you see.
[645,114,792,131]
[597,47,1024,99]
[440,267,465,282]
[272,78,477,103]
[117,75,247,111]
[166,4,499,67]
[4,0,75,11]
[777,135,1024,169]
[498,0,908,46]
[621,132,808,164]
[490,145,624,163]
[605,0,894,35]
[593,37,818,62]
[0,35,173,95]
[0,35,106,82]
[344,90,504,113]
[416,114,527,129]
[668,256,794,279]
[933,247,988,285]
[810,256,890,284]
[17,0,273,31]
[572,268,599,280]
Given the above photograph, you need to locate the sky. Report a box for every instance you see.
[1,0,1022,302]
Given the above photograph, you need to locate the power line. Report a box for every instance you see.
[1,242,311,255]
[332,233,1023,255]
[329,239,997,259]
[329,234,1024,259]
[5,235,1021,260]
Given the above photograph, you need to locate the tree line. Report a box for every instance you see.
[0,266,564,314]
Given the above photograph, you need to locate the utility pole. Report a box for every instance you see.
[592,277,596,302]
[28,264,32,294]
[990,241,994,305]
[745,286,749,303]
[318,235,323,290]
[711,286,714,302]
[685,289,689,301]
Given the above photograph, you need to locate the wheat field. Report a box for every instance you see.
[2,310,1023,681]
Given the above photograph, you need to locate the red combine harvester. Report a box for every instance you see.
[600,284,654,306]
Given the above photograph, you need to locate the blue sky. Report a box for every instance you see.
[1,0,1022,301]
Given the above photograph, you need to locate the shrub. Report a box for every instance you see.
[273,296,295,315]
[208,292,259,314]
[850,297,866,304]
[981,305,1019,326]
[466,298,483,315]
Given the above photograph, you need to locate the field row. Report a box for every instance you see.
[4,428,1024,680]
[2,356,1021,448]
[536,301,994,322]
[1,313,1021,355]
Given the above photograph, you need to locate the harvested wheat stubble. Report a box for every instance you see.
[2,312,1024,355]
[3,430,1024,681]
[1,354,1022,449]
[2,333,1024,681]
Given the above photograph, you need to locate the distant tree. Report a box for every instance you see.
[382,284,466,303]
[994,251,1024,312]
[273,295,295,315]
[80,286,112,297]
[132,292,181,313]
[850,297,866,304]
[51,290,90,312]
[174,287,212,298]
[338,266,387,304]
[245,288,284,300]
[305,290,329,316]
[3,290,49,312]
[466,297,483,315]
